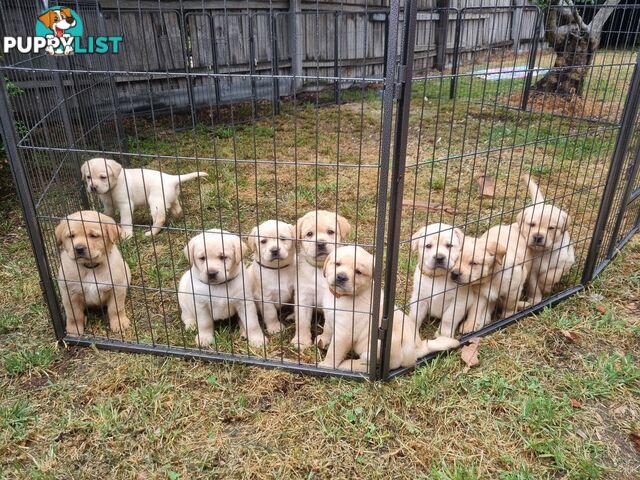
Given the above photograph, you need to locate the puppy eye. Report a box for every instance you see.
[69,234,75,239]
[88,233,99,239]
[86,175,91,180]
[327,229,335,235]
[445,243,452,249]
[219,255,227,260]
[334,262,341,267]
[306,231,313,238]
[425,243,432,249]
[199,256,206,261]
[548,227,555,231]
[529,223,536,227]
[470,261,478,266]
[260,239,267,244]
[100,175,107,180]
[355,269,362,275]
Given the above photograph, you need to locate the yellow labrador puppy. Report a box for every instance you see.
[246,220,296,334]
[294,210,351,348]
[450,236,507,335]
[81,158,207,238]
[319,246,459,372]
[409,223,465,337]
[178,229,265,348]
[55,211,131,335]
[517,175,575,304]
[480,223,531,319]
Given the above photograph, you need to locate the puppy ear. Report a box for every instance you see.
[106,159,122,180]
[336,214,351,241]
[322,252,334,278]
[453,228,464,246]
[411,227,426,254]
[295,216,307,241]
[487,241,507,264]
[562,212,571,232]
[54,219,68,248]
[38,11,56,29]
[237,238,248,264]
[286,223,296,240]
[61,8,73,18]
[184,238,195,266]
[101,215,120,247]
[246,226,258,254]
[80,162,88,180]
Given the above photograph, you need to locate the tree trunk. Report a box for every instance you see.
[534,0,620,97]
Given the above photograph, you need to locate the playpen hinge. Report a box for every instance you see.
[394,65,407,98]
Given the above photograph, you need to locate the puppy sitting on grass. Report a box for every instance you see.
[178,229,266,349]
[409,223,465,338]
[55,211,131,336]
[81,158,207,239]
[518,174,575,304]
[319,246,459,373]
[246,220,296,335]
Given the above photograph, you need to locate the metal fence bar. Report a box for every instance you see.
[582,52,640,283]
[379,0,419,380]
[0,75,66,341]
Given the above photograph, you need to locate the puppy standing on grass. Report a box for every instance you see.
[55,211,131,336]
[178,229,266,348]
[517,175,575,304]
[294,210,351,348]
[246,220,296,335]
[409,223,465,338]
[81,158,207,239]
[319,246,459,372]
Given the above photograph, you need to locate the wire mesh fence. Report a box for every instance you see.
[1,0,639,380]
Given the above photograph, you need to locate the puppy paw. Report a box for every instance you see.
[66,323,85,336]
[265,321,284,335]
[247,335,268,349]
[458,322,476,335]
[195,332,214,348]
[182,317,196,330]
[110,315,130,333]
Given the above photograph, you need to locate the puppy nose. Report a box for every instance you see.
[317,241,327,249]
[208,271,218,281]
[435,254,446,263]
[90,186,97,192]
[270,247,280,254]
[533,234,545,244]
[74,245,86,255]
[450,270,460,281]
[336,273,348,284]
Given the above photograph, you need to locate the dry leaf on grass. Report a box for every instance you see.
[476,174,496,197]
[570,398,582,409]
[595,305,607,314]
[624,302,638,311]
[630,432,640,453]
[560,330,580,342]
[460,338,481,373]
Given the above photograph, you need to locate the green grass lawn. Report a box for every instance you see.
[0,195,639,478]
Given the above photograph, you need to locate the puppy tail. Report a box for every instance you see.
[523,173,544,204]
[415,336,460,358]
[176,171,208,183]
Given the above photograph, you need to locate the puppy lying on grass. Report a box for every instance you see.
[81,158,207,238]
[55,211,131,336]
[320,246,459,373]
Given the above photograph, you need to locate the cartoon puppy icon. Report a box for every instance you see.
[38,8,77,55]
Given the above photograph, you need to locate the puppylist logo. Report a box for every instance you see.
[2,6,122,56]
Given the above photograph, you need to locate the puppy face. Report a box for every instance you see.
[39,8,76,32]
[450,237,506,286]
[247,220,295,266]
[517,204,569,251]
[55,211,120,266]
[323,246,373,297]
[185,229,244,285]
[411,223,464,275]
[80,158,123,195]
[296,210,351,263]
